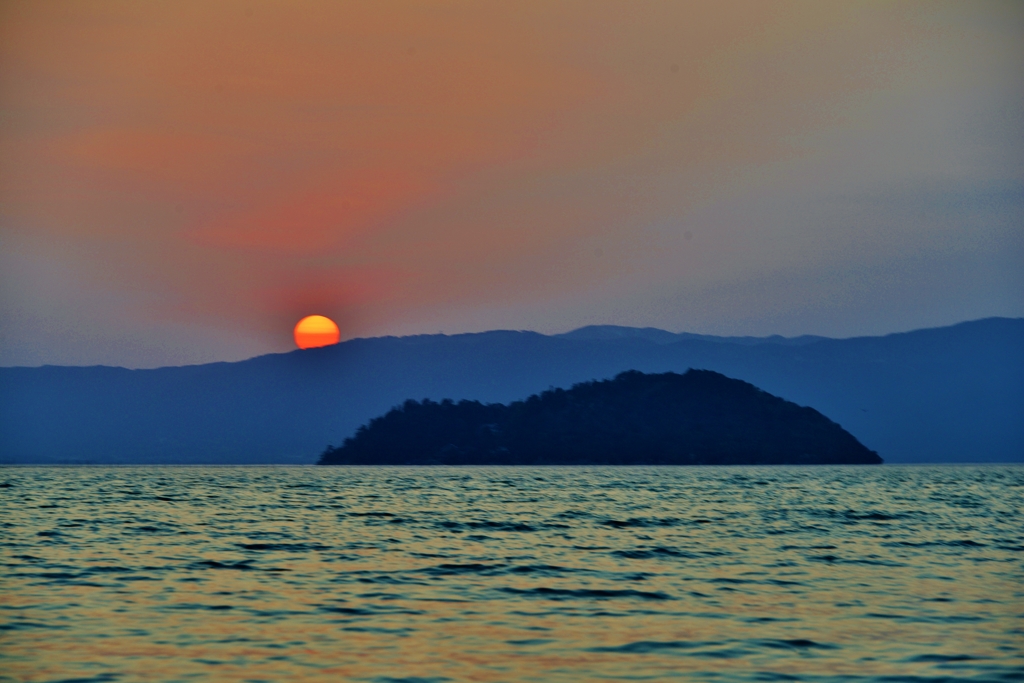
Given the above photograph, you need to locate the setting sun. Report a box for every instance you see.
[293,315,340,349]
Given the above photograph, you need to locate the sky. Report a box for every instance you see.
[1,1,1022,368]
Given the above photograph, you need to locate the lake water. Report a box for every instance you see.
[1,466,1021,682]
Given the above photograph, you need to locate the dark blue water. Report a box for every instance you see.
[1,466,1021,682]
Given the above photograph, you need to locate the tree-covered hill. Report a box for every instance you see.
[318,370,882,465]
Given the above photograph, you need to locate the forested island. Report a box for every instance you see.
[318,370,881,466]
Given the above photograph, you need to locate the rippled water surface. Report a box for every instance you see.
[1,466,1022,682]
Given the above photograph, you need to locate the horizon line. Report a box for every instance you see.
[3,315,1020,372]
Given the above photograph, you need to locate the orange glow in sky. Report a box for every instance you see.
[0,1,1020,367]
[293,315,340,350]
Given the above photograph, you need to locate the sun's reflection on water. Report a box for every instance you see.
[1,465,1021,681]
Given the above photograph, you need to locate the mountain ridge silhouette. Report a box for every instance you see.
[1,317,1020,464]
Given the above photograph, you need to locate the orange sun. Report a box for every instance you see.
[294,315,340,349]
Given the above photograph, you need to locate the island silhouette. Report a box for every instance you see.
[318,369,882,465]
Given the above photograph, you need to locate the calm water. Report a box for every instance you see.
[1,466,1021,682]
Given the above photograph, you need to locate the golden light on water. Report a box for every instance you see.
[2,466,1021,681]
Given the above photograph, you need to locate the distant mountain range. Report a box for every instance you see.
[1,317,1021,464]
